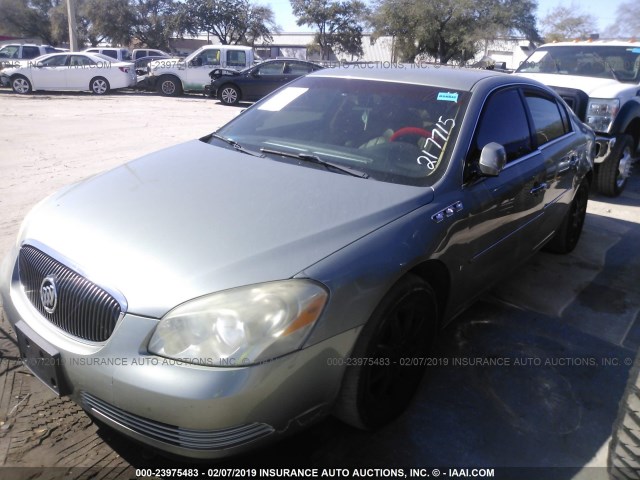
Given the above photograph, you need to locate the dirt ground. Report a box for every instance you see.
[1,88,639,479]
[0,89,241,476]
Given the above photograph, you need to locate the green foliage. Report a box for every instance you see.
[0,0,58,45]
[290,0,369,60]
[183,0,278,45]
[370,0,540,64]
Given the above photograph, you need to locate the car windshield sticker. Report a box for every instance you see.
[258,87,308,111]
[437,92,459,103]
[417,116,455,172]
[628,48,640,53]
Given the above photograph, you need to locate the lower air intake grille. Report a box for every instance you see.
[81,392,274,450]
[18,245,122,342]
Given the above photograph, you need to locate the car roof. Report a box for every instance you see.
[307,65,519,92]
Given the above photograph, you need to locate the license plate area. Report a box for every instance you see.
[15,320,70,396]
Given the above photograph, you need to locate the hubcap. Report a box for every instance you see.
[617,146,633,189]
[93,80,107,94]
[162,81,175,95]
[222,87,237,104]
[14,78,29,93]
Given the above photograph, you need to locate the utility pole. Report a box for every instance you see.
[67,0,79,51]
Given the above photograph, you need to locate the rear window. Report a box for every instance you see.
[227,50,247,67]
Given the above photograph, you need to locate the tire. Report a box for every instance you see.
[11,75,32,94]
[608,350,640,479]
[333,274,438,430]
[157,76,182,96]
[597,134,634,197]
[90,77,110,95]
[219,84,240,105]
[544,180,589,254]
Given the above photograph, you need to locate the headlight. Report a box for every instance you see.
[586,98,619,132]
[148,280,328,366]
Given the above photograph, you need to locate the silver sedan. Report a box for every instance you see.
[0,66,594,459]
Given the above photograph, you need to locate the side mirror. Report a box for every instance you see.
[478,142,507,176]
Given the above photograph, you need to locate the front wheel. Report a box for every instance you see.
[608,350,640,478]
[334,274,438,430]
[158,76,182,96]
[597,134,634,197]
[90,77,110,95]
[11,75,32,94]
[219,84,240,105]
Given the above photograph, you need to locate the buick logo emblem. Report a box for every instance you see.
[40,276,58,314]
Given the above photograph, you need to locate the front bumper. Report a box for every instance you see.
[0,247,358,459]
[143,75,159,91]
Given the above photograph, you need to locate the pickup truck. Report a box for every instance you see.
[146,45,255,96]
[0,44,61,70]
[516,41,640,196]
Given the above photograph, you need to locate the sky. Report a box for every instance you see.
[269,0,624,35]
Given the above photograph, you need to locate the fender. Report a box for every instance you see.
[609,96,640,137]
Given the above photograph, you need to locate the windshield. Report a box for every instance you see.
[211,76,468,186]
[517,45,640,83]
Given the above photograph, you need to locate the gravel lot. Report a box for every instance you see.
[1,88,639,478]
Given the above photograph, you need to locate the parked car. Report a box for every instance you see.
[515,41,640,196]
[146,45,255,96]
[206,58,323,105]
[83,47,132,62]
[0,44,60,71]
[0,52,137,94]
[132,48,170,61]
[0,67,594,460]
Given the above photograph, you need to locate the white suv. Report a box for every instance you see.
[516,41,640,196]
[0,44,60,69]
[83,47,132,62]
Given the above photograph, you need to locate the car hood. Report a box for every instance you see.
[21,140,434,318]
[514,72,628,98]
[210,68,241,79]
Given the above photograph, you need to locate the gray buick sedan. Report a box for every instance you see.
[0,66,594,459]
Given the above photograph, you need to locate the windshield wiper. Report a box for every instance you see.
[211,133,265,158]
[260,148,369,178]
[592,54,621,81]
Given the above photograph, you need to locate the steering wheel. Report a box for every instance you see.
[389,127,432,142]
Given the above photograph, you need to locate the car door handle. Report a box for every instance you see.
[568,154,579,167]
[529,182,549,195]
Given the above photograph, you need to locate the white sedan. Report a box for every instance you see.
[0,52,136,94]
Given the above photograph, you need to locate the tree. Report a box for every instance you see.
[0,0,59,45]
[183,0,277,45]
[290,0,369,60]
[604,1,640,38]
[540,5,597,42]
[370,0,540,64]
[130,0,187,50]
[49,0,135,47]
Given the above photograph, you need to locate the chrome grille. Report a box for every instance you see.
[81,392,274,450]
[18,245,122,342]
